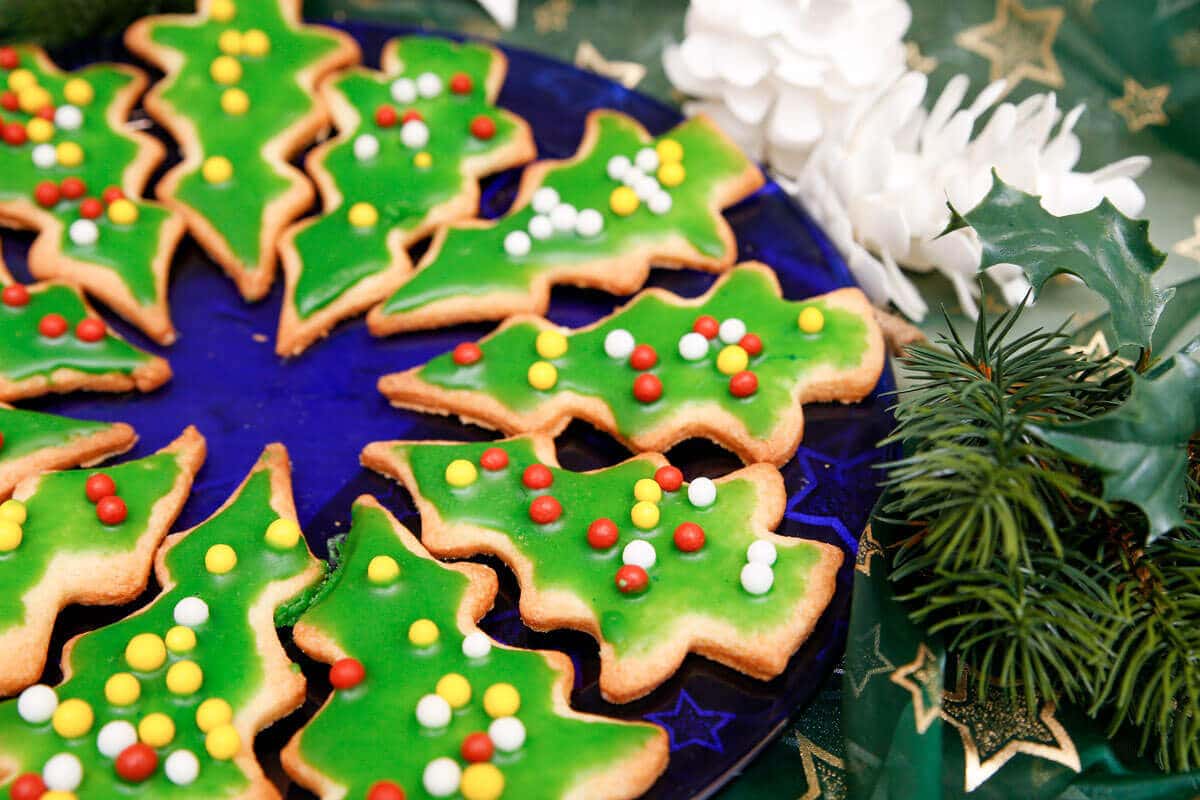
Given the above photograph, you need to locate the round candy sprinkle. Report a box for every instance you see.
[747,539,778,565]
[54,104,83,131]
[116,743,157,782]
[413,151,433,169]
[633,478,662,503]
[535,329,568,358]
[549,202,578,232]
[165,626,196,653]
[329,658,366,689]
[629,344,657,370]
[390,78,416,104]
[2,284,30,307]
[166,660,203,695]
[204,543,237,574]
[0,47,18,69]
[38,313,67,338]
[452,341,482,365]
[196,698,233,732]
[445,458,478,488]
[402,108,424,124]
[108,198,139,225]
[210,55,242,85]
[632,373,662,403]
[462,631,492,659]
[0,519,21,551]
[693,315,719,338]
[575,207,604,237]
[716,344,749,375]
[741,561,774,595]
[102,186,125,203]
[606,154,631,180]
[798,306,825,333]
[60,176,86,199]
[42,752,83,791]
[674,522,706,552]
[436,673,472,708]
[603,328,635,360]
[479,447,508,471]
[34,181,59,208]
[635,147,659,172]
[56,141,83,167]
[739,332,763,355]
[615,564,649,594]
[482,683,520,717]
[125,633,166,672]
[528,495,562,524]
[80,197,103,219]
[375,104,398,127]
[655,465,683,492]
[528,213,553,240]
[353,133,380,160]
[416,72,442,98]
[205,724,240,760]
[408,618,439,647]
[68,219,99,247]
[656,138,684,162]
[9,774,45,800]
[526,360,557,390]
[367,781,406,800]
[96,495,128,525]
[85,472,116,503]
[220,87,249,115]
[415,694,452,728]
[633,175,660,201]
[461,763,504,800]
[609,185,639,216]
[174,596,209,627]
[348,202,378,228]
[503,230,531,257]
[522,463,553,489]
[729,370,758,398]
[678,331,709,361]
[718,318,747,344]
[64,77,94,106]
[531,187,559,215]
[461,731,494,763]
[587,517,619,550]
[164,750,200,786]
[31,143,55,168]
[264,517,301,548]
[400,119,430,149]
[242,29,270,56]
[1,122,26,145]
[422,757,461,798]
[51,698,92,738]
[104,673,140,706]
[622,538,656,568]
[97,719,138,758]
[470,114,496,139]
[688,476,717,507]
[368,555,400,585]
[648,191,673,215]
[218,28,243,55]
[488,716,526,752]
[0,91,16,112]
[17,684,57,724]
[658,161,686,187]
[0,498,25,523]
[450,72,473,94]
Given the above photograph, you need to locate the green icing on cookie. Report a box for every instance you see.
[291,36,527,319]
[384,438,827,659]
[414,266,873,440]
[0,283,157,382]
[0,47,176,308]
[0,405,114,463]
[141,1,350,269]
[0,452,321,796]
[375,111,758,322]
[291,499,662,798]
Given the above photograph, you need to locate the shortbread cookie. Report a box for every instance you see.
[0,426,204,697]
[0,404,136,498]
[283,496,668,799]
[0,262,171,402]
[367,109,764,335]
[0,45,186,343]
[379,262,885,465]
[276,35,535,356]
[0,443,323,797]
[363,435,843,703]
[126,0,359,300]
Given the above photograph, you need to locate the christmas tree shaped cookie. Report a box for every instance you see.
[0,404,136,498]
[276,35,535,356]
[283,496,668,799]
[0,443,324,796]
[127,0,359,300]
[367,109,764,335]
[0,426,204,696]
[0,260,172,402]
[380,262,884,465]
[363,435,843,702]
[0,45,186,343]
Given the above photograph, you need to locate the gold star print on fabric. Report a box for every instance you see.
[797,735,847,800]
[1175,215,1200,262]
[1171,29,1200,66]
[846,624,896,696]
[575,41,647,88]
[534,0,572,32]
[904,41,939,73]
[1110,78,1171,132]
[941,667,1081,791]
[956,0,1065,93]
[855,526,883,576]
[890,644,943,734]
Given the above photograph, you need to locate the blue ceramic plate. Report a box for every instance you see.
[22,21,897,799]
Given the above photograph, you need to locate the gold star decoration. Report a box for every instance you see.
[904,41,939,73]
[1067,329,1113,359]
[941,666,1081,791]
[955,0,1065,93]
[1171,29,1200,66]
[533,0,571,33]
[846,624,896,697]
[855,526,883,576]
[1175,215,1200,263]
[890,644,943,734]
[796,735,847,800]
[574,41,646,89]
[1110,78,1171,133]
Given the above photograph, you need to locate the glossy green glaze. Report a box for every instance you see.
[0,406,115,463]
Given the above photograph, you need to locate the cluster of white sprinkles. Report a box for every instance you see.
[503,186,605,257]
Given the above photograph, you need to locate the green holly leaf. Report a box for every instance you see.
[1029,345,1200,541]
[944,172,1172,350]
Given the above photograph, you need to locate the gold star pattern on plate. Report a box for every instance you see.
[1171,29,1200,66]
[941,666,1081,791]
[1175,215,1200,262]
[1110,78,1171,132]
[904,41,939,73]
[575,41,647,89]
[955,0,1065,93]
[855,526,883,576]
[797,735,847,800]
[846,624,896,697]
[533,0,571,33]
[890,644,943,734]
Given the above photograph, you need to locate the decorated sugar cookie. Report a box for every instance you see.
[0,443,323,796]
[362,435,843,703]
[282,496,668,799]
[0,404,136,498]
[0,427,204,696]
[367,109,764,335]
[276,35,535,356]
[379,262,885,465]
[0,261,172,402]
[126,0,359,300]
[0,46,186,343]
